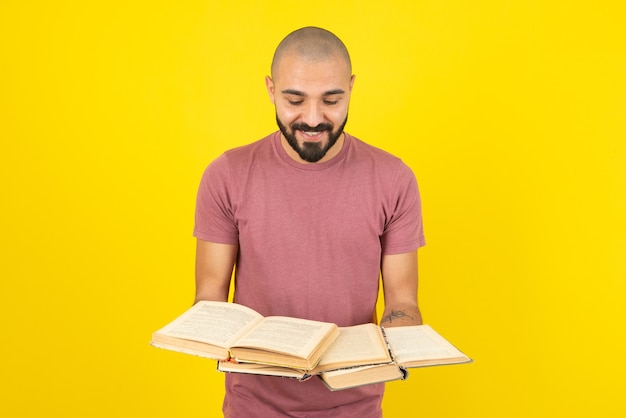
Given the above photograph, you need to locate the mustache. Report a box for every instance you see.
[290,122,333,132]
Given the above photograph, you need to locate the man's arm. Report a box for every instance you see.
[380,250,423,327]
[194,239,238,303]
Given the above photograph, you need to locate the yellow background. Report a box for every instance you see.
[2,1,625,417]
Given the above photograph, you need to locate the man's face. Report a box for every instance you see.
[266,53,354,163]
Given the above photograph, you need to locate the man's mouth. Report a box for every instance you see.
[299,130,326,140]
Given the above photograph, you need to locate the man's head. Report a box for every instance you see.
[266,27,355,163]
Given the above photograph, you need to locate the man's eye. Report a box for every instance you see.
[324,100,339,105]
[288,100,303,106]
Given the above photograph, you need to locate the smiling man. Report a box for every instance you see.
[193,27,426,417]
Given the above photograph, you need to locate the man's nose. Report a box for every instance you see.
[300,102,324,127]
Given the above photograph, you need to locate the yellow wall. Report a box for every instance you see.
[2,1,624,416]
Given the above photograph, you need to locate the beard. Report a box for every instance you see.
[276,114,348,163]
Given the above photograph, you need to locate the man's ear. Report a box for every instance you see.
[349,74,356,91]
[265,76,275,104]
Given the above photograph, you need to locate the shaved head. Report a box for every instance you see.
[271,27,352,79]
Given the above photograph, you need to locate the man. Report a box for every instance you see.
[193,27,425,417]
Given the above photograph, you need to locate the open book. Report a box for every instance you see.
[218,323,472,390]
[318,324,472,390]
[151,301,339,371]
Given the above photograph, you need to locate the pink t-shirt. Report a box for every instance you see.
[194,131,425,417]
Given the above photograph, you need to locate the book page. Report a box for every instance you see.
[156,301,263,348]
[233,316,335,358]
[316,324,391,370]
[383,324,468,364]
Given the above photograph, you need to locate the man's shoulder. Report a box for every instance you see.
[346,133,407,169]
[222,131,277,161]
[204,132,276,171]
[202,132,277,178]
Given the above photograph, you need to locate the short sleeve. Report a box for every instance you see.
[380,162,426,255]
[193,154,239,244]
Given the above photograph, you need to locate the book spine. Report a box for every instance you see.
[380,327,408,381]
[379,327,397,362]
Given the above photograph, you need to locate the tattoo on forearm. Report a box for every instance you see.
[381,310,413,325]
